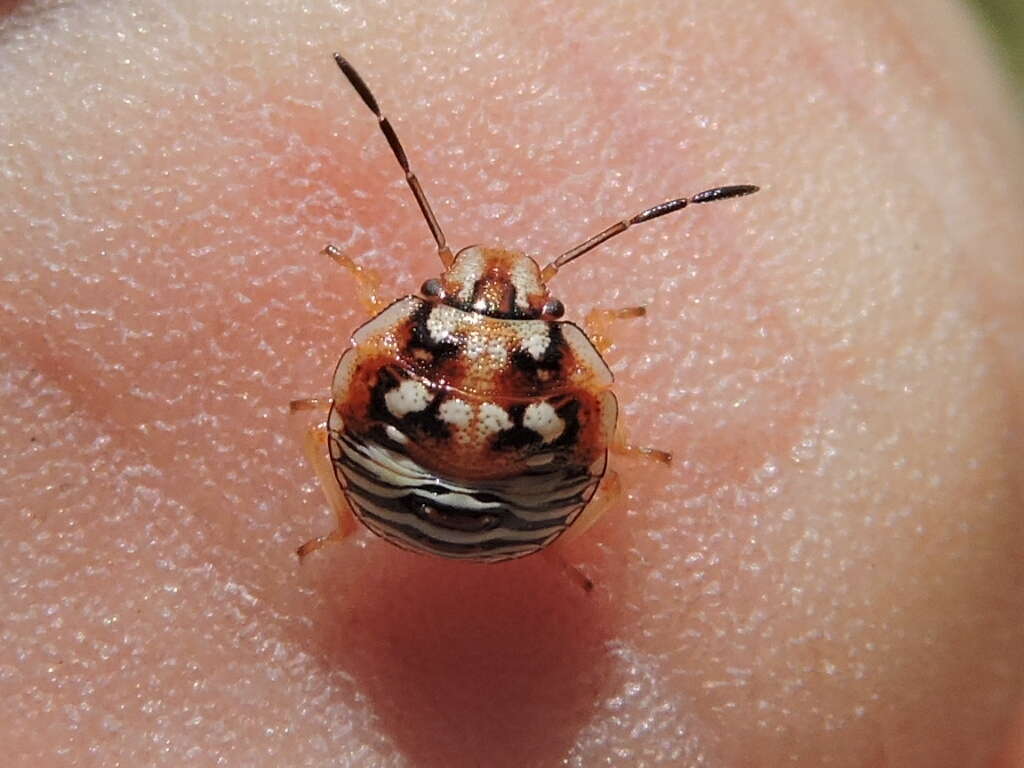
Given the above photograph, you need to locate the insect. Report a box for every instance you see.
[291,53,757,589]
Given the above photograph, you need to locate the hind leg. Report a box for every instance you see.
[289,398,358,559]
[542,471,623,593]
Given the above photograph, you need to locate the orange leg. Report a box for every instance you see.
[612,426,672,465]
[542,550,596,594]
[585,306,670,462]
[289,398,358,559]
[584,305,647,356]
[322,243,388,315]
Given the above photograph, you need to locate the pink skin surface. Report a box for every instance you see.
[2,1,1023,766]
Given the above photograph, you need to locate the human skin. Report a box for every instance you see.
[2,0,1023,765]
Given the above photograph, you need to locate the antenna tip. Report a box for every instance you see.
[332,52,353,76]
[692,184,760,204]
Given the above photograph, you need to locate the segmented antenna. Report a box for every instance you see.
[333,53,454,267]
[541,184,759,281]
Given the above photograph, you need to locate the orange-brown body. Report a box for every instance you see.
[294,53,755,567]
[325,247,617,560]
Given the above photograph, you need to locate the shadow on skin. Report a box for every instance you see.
[300,545,615,767]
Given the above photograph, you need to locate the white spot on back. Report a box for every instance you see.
[385,379,430,418]
[478,402,513,434]
[516,321,550,360]
[438,398,472,429]
[464,331,508,364]
[426,305,464,345]
[523,401,565,443]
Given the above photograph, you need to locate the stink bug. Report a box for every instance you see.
[291,53,757,588]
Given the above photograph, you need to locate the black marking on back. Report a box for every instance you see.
[491,403,543,453]
[366,423,410,454]
[414,501,502,533]
[489,396,582,454]
[510,321,565,380]
[401,389,451,441]
[550,397,582,449]
[407,302,461,367]
[442,277,542,320]
[367,365,402,424]
[368,364,452,441]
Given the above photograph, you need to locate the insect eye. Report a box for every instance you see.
[542,299,565,319]
[421,278,444,298]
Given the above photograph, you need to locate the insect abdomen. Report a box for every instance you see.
[327,412,605,561]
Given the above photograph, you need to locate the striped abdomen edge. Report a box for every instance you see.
[328,430,604,562]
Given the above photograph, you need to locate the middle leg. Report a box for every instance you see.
[612,426,672,465]
[585,306,670,462]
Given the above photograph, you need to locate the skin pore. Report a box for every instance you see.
[1,1,1022,766]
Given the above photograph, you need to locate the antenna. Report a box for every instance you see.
[333,53,454,267]
[540,184,759,281]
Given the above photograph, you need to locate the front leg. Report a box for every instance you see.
[322,243,389,316]
[585,305,647,356]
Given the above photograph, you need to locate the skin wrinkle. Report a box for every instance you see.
[1,1,1023,766]
[786,0,1004,256]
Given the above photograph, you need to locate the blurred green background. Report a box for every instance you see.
[970,0,1024,91]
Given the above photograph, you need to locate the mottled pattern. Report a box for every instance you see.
[441,245,549,319]
[330,293,616,560]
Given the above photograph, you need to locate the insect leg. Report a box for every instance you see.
[584,305,647,356]
[612,424,672,465]
[321,244,389,315]
[542,550,595,594]
[289,399,359,559]
[541,471,624,593]
[289,397,330,413]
